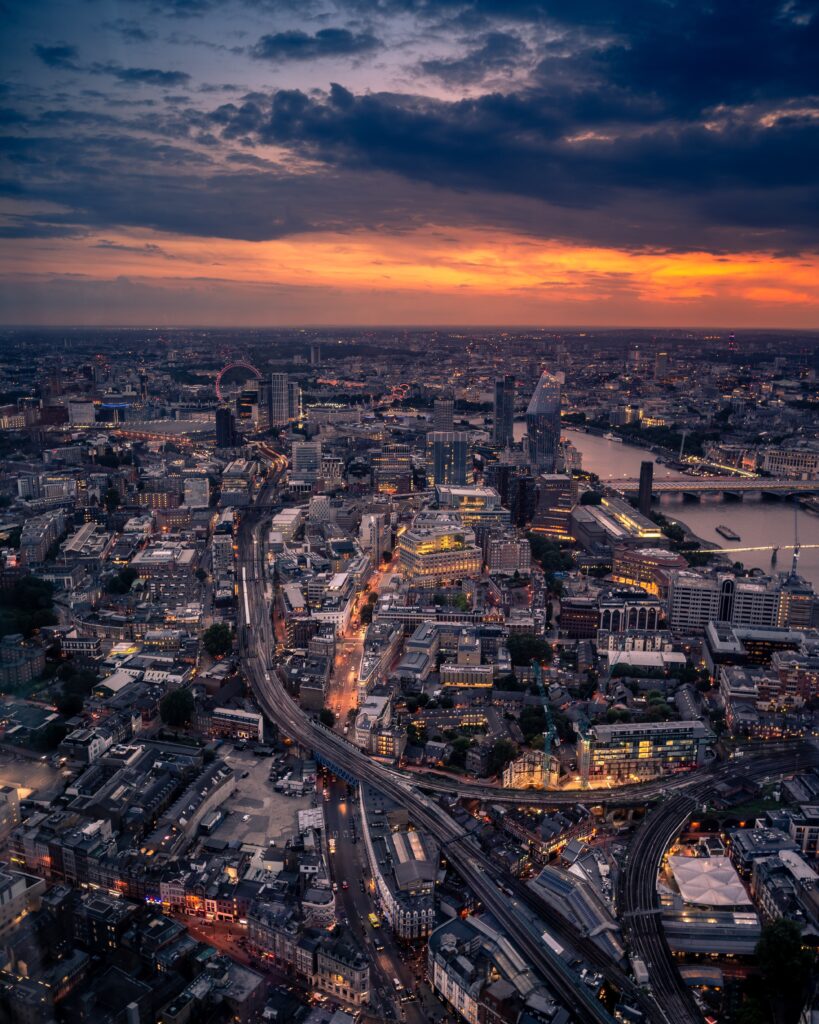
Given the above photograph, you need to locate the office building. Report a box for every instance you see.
[433,396,454,432]
[269,373,290,426]
[638,460,653,516]
[184,476,210,508]
[526,371,561,473]
[359,512,391,565]
[666,570,788,633]
[435,484,509,528]
[291,441,322,480]
[493,375,515,447]
[397,510,482,584]
[654,351,669,378]
[215,406,235,448]
[310,343,321,366]
[610,546,688,598]
[532,473,577,541]
[429,431,469,487]
[288,380,301,423]
[578,720,712,786]
[570,496,665,550]
[371,442,413,490]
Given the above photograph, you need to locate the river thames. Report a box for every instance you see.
[513,423,819,588]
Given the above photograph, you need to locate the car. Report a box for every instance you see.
[342,880,349,890]
[241,771,250,779]
[242,814,250,822]
[332,882,338,892]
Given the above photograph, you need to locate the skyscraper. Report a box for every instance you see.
[638,461,654,516]
[429,431,469,486]
[269,373,290,426]
[493,375,515,447]
[526,371,561,474]
[257,378,272,431]
[215,406,235,448]
[433,396,454,432]
[288,380,302,424]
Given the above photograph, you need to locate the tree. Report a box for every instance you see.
[0,576,56,638]
[488,739,518,776]
[519,706,548,743]
[407,722,428,747]
[447,736,472,767]
[360,603,374,625]
[104,486,120,513]
[160,688,195,728]
[106,567,137,594]
[202,623,233,658]
[56,692,84,717]
[580,490,603,505]
[507,634,552,666]
[319,708,336,728]
[755,919,814,1024]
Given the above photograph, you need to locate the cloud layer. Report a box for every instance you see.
[2,0,818,324]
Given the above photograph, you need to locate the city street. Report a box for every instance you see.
[323,779,444,1024]
[328,634,363,726]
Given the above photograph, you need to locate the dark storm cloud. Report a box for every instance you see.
[250,28,381,62]
[32,43,80,69]
[419,31,528,85]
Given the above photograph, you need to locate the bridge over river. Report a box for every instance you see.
[616,476,819,496]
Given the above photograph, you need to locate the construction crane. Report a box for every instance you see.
[531,658,556,761]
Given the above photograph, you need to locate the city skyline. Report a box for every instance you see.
[2,1,819,326]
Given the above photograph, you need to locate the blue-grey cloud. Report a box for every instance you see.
[251,28,381,62]
[32,43,80,70]
[103,19,158,44]
[89,63,191,86]
[419,31,528,85]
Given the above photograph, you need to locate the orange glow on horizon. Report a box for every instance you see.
[5,223,819,325]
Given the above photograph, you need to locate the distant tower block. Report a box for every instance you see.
[310,343,321,366]
[433,396,455,433]
[638,461,653,516]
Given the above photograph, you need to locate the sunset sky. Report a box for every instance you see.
[2,0,818,326]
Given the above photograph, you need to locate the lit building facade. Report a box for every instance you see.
[397,511,482,584]
[578,720,712,786]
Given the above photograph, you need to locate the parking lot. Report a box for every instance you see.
[212,746,314,847]
[0,749,64,801]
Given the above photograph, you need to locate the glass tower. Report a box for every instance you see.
[493,374,515,447]
[526,371,561,473]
